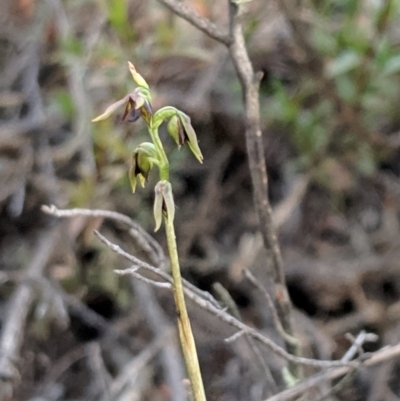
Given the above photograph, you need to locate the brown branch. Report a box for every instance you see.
[41,205,219,309]
[226,0,298,373]
[115,267,172,289]
[47,0,96,173]
[264,342,400,401]
[156,0,231,45]
[244,269,298,347]
[213,282,278,396]
[41,205,166,267]
[154,0,298,373]
[104,334,169,400]
[93,229,353,370]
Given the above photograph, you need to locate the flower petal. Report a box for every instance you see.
[153,183,164,232]
[92,96,129,122]
[129,164,138,193]
[162,181,175,223]
[127,107,141,122]
[179,113,203,163]
[128,61,149,89]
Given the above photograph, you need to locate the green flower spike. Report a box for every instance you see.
[167,112,203,163]
[129,143,159,193]
[153,180,175,231]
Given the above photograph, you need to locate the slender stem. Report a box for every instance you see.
[149,117,206,400]
[165,216,207,401]
[149,125,170,181]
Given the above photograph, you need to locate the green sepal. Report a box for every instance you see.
[136,142,159,163]
[128,62,150,90]
[129,143,160,193]
[153,183,163,232]
[129,163,138,193]
[167,115,184,148]
[135,87,152,101]
[178,112,204,163]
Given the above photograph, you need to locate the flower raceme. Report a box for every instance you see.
[92,62,206,400]
[92,62,204,230]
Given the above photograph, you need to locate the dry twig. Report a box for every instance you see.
[244,269,297,347]
[46,0,96,174]
[42,205,354,370]
[0,228,58,401]
[133,281,187,401]
[156,0,230,45]
[214,282,278,396]
[264,342,400,401]
[155,0,298,372]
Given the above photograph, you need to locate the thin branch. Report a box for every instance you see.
[94,229,220,309]
[0,228,57,401]
[213,282,278,395]
[86,342,113,400]
[263,343,400,401]
[105,334,169,401]
[156,0,231,45]
[342,331,378,362]
[38,345,87,392]
[312,331,379,401]
[93,229,354,370]
[133,280,187,401]
[41,204,166,267]
[44,206,371,371]
[115,267,172,289]
[154,0,298,372]
[315,369,358,401]
[226,0,298,373]
[244,269,298,347]
[225,329,246,343]
[47,0,96,174]
[43,277,135,348]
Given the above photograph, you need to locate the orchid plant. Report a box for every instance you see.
[93,62,206,401]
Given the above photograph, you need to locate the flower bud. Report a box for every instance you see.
[153,180,175,231]
[129,143,159,193]
[167,115,185,147]
[177,112,203,163]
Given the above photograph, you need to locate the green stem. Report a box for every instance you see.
[149,120,206,400]
[149,125,169,181]
[165,216,207,401]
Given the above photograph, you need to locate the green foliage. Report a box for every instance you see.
[266,0,400,181]
[106,0,136,42]
[48,88,75,119]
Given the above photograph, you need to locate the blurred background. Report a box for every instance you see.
[1,0,400,400]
